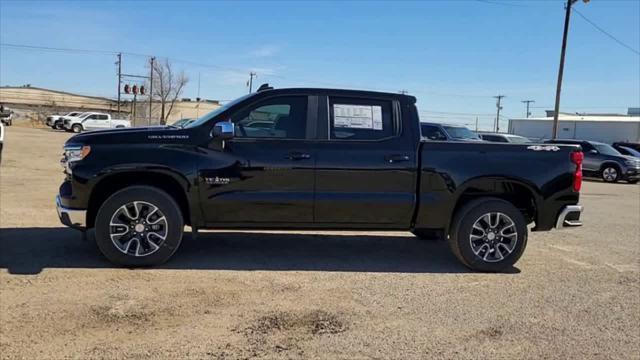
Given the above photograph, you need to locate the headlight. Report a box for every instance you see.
[64,145,91,162]
[61,145,91,175]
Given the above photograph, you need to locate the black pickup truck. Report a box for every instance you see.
[57,87,584,272]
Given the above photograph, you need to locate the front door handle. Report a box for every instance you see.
[286,152,311,160]
[385,154,410,163]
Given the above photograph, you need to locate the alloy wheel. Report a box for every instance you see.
[469,212,518,263]
[109,201,168,257]
[602,167,617,182]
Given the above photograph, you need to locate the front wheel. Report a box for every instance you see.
[72,124,83,133]
[448,197,527,272]
[601,166,619,183]
[95,186,184,267]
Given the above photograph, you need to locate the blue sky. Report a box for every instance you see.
[1,0,639,130]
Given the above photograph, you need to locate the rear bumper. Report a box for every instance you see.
[56,195,86,230]
[555,205,583,229]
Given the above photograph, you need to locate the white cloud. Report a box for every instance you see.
[250,45,280,58]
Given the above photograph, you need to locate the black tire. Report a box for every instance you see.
[448,197,528,272]
[95,186,184,267]
[72,124,83,133]
[54,123,62,130]
[601,165,620,183]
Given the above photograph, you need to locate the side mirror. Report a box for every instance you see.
[212,121,234,140]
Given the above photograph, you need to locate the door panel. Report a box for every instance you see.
[314,97,417,227]
[199,95,316,224]
[82,115,99,130]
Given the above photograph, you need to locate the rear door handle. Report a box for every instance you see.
[385,154,410,163]
[286,152,311,160]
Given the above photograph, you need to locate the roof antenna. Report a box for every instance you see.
[257,83,273,92]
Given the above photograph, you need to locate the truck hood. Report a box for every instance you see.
[66,126,196,146]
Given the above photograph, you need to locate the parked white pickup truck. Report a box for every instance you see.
[63,112,131,133]
[47,111,82,129]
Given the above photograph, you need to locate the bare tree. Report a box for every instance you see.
[150,59,188,125]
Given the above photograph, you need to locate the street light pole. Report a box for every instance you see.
[552,0,589,139]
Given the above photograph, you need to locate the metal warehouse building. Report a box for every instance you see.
[508,109,640,143]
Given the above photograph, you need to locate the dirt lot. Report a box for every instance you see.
[1,126,639,359]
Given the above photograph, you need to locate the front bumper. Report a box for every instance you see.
[56,195,86,230]
[555,205,583,229]
[623,168,640,180]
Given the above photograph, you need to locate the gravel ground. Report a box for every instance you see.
[1,126,639,359]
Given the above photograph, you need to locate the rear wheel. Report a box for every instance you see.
[95,186,184,267]
[448,197,527,272]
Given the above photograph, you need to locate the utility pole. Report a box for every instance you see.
[494,95,505,132]
[475,116,479,132]
[196,72,201,118]
[522,100,535,118]
[116,53,122,115]
[552,0,590,139]
[248,71,256,93]
[149,57,155,126]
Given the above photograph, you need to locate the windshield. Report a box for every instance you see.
[508,135,531,144]
[594,144,621,156]
[621,146,640,157]
[443,126,480,140]
[184,94,254,128]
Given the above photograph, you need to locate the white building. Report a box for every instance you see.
[508,110,640,144]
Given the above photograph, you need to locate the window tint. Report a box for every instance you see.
[481,134,507,142]
[232,96,307,139]
[443,126,480,140]
[329,97,394,140]
[98,115,109,120]
[421,125,447,141]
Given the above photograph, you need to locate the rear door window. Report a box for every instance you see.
[328,97,395,140]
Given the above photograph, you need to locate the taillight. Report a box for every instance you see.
[571,151,583,192]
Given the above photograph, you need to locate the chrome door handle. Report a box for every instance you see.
[385,154,410,163]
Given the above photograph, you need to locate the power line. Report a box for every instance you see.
[475,0,527,7]
[420,110,494,116]
[572,8,640,56]
[0,42,497,99]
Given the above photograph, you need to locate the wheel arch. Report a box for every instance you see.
[449,177,540,232]
[86,170,192,228]
[599,161,621,171]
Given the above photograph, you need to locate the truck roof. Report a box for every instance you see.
[255,87,417,103]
